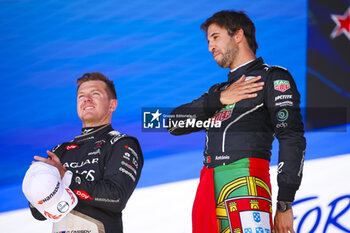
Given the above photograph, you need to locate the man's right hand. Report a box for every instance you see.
[220,75,264,105]
[34,151,66,179]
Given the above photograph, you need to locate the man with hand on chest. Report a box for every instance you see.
[24,72,143,233]
[168,10,306,233]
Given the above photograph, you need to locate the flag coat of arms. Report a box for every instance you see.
[225,196,272,233]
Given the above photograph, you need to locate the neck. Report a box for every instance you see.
[229,47,256,71]
[82,119,111,128]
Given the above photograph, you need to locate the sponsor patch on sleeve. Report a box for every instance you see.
[273,80,290,92]
[277,109,289,122]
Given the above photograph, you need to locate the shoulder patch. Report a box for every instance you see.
[110,133,127,145]
[274,80,291,92]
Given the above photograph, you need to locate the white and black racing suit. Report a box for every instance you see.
[30,124,143,233]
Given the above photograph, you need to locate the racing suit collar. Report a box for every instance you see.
[74,124,112,143]
[81,124,109,135]
[227,57,264,83]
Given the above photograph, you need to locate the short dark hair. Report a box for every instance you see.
[76,72,117,100]
[201,10,258,54]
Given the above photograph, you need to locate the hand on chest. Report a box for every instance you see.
[61,140,107,181]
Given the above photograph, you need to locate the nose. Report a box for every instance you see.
[208,41,214,52]
[83,94,93,103]
[209,40,217,53]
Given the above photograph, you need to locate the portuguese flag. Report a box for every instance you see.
[192,158,273,233]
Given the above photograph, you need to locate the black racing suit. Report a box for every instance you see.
[168,57,306,202]
[30,124,143,233]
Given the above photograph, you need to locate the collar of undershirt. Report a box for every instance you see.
[230,59,256,73]
[81,124,107,135]
[227,57,263,83]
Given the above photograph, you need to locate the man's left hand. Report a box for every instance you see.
[274,208,295,233]
[34,150,66,179]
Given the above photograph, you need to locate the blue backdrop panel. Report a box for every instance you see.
[3,0,348,214]
[306,0,350,129]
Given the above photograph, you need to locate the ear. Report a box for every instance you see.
[234,29,244,43]
[110,99,118,112]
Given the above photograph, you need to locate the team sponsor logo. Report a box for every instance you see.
[211,104,235,123]
[88,148,101,156]
[119,167,136,182]
[94,140,105,148]
[274,80,290,92]
[95,197,120,203]
[75,176,81,185]
[125,146,139,160]
[275,95,292,101]
[110,134,126,145]
[38,181,60,205]
[65,144,79,150]
[225,197,272,232]
[275,101,293,107]
[121,161,137,175]
[44,210,62,220]
[74,190,93,200]
[123,152,131,160]
[277,109,289,122]
[57,201,69,213]
[132,158,139,169]
[63,158,99,169]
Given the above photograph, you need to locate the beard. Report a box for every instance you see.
[217,42,238,68]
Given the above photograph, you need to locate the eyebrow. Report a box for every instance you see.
[77,89,102,95]
[207,32,220,42]
[209,32,220,38]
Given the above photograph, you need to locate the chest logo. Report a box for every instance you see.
[65,144,79,150]
[88,148,101,156]
[211,104,235,123]
[74,190,93,200]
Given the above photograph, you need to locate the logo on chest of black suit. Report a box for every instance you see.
[63,158,99,168]
[65,144,79,150]
[88,148,101,156]
[94,140,105,148]
[211,104,235,123]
